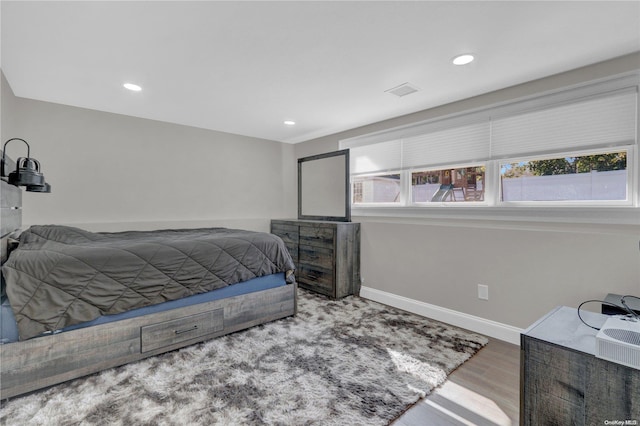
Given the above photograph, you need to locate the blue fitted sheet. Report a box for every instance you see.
[0,272,286,344]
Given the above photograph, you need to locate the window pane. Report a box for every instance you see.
[412,166,485,202]
[500,151,627,202]
[352,174,401,204]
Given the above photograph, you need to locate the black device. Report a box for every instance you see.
[602,293,640,316]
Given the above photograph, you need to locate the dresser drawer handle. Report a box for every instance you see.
[174,325,199,335]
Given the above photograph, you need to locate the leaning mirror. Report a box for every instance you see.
[298,149,350,222]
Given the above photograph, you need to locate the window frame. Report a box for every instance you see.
[341,72,640,225]
[351,171,404,206]
[409,162,489,207]
[497,146,634,208]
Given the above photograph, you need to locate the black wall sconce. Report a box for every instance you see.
[1,138,51,193]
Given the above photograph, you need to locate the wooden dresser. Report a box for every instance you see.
[521,306,640,425]
[271,219,360,299]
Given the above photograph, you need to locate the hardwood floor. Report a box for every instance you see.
[393,338,520,426]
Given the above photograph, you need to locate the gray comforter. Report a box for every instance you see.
[2,225,295,340]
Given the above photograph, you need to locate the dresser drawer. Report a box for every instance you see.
[141,308,224,353]
[298,264,334,296]
[299,244,333,269]
[299,226,334,248]
[271,223,299,261]
[271,224,299,245]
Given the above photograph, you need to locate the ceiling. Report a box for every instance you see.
[2,1,639,144]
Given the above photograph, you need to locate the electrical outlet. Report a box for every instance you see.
[478,284,489,300]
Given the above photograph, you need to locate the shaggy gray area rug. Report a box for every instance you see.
[0,289,488,426]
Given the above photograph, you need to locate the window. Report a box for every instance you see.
[412,166,485,203]
[500,149,629,203]
[339,73,639,218]
[353,173,401,204]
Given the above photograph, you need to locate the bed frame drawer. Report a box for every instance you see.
[141,308,224,353]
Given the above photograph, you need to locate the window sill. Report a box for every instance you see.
[351,205,640,226]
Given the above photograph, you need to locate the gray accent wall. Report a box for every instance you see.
[1,70,297,232]
[294,53,640,330]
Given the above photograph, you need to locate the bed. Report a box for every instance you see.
[0,180,297,400]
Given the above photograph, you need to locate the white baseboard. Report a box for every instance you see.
[359,286,523,346]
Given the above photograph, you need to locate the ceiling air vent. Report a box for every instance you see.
[385,82,420,97]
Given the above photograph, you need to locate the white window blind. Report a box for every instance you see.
[343,115,490,174]
[403,120,490,168]
[350,139,402,175]
[340,74,638,177]
[491,89,637,158]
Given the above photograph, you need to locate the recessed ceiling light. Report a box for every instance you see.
[284,120,296,126]
[123,83,142,92]
[452,54,475,66]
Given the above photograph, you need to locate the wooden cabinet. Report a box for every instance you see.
[521,306,640,426]
[271,220,360,299]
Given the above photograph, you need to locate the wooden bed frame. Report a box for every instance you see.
[0,179,297,400]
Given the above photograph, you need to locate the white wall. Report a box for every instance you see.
[1,72,297,232]
[295,53,640,343]
[359,219,638,327]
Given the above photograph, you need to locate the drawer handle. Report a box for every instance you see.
[174,325,198,335]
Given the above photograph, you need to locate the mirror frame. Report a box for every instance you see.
[298,149,351,222]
